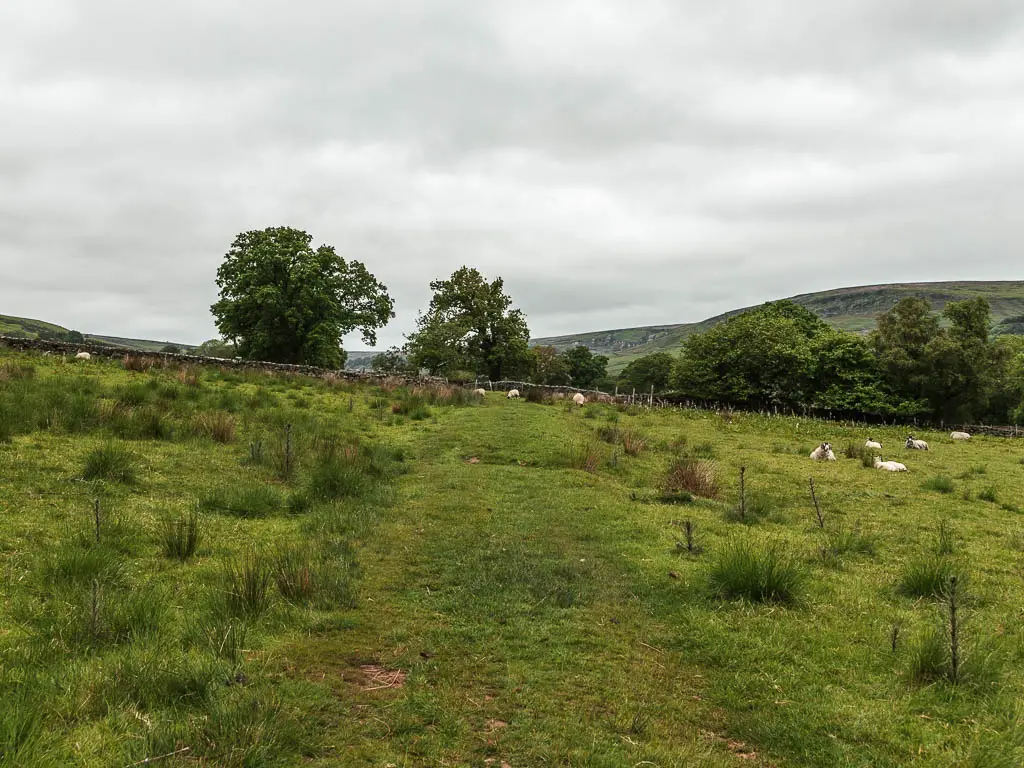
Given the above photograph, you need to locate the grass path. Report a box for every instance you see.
[276,405,740,766]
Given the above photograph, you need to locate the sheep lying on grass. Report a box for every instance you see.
[905,436,929,451]
[874,456,908,472]
[950,431,971,441]
[572,392,586,406]
[810,442,837,461]
[865,438,882,451]
[75,351,91,361]
[507,389,520,399]
[472,388,487,397]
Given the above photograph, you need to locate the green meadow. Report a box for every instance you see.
[2,349,1023,767]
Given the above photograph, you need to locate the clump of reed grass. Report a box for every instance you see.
[200,484,283,518]
[82,443,138,483]
[161,511,201,561]
[707,539,805,604]
[662,458,720,501]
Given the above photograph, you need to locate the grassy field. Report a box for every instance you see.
[2,350,1024,767]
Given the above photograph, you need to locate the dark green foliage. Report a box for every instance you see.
[161,511,201,561]
[529,345,571,384]
[405,266,531,380]
[195,338,236,358]
[82,443,138,483]
[708,539,806,603]
[370,347,412,374]
[211,226,394,368]
[524,387,547,404]
[618,352,674,393]
[200,484,284,518]
[563,346,609,389]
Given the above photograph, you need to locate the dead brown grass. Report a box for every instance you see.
[663,458,720,499]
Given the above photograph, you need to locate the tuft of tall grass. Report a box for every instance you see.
[898,555,962,598]
[978,486,999,503]
[922,475,955,494]
[82,443,138,483]
[200,483,283,518]
[307,454,371,501]
[707,539,806,604]
[662,458,720,500]
[161,511,201,561]
[192,411,236,443]
[907,626,949,684]
[565,441,602,473]
[223,550,273,618]
[272,542,358,608]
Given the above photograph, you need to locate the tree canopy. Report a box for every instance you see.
[563,345,609,389]
[211,227,393,369]
[405,267,531,380]
[618,352,674,393]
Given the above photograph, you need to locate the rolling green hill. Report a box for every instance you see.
[532,281,1024,373]
[0,313,196,352]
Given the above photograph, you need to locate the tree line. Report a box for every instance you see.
[205,226,1024,424]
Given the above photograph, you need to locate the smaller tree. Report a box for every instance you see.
[405,267,531,380]
[196,338,237,358]
[564,346,609,389]
[529,345,571,385]
[66,330,85,344]
[160,344,182,354]
[618,352,674,393]
[371,347,413,375]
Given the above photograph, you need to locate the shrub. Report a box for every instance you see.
[707,539,805,604]
[922,475,955,494]
[223,550,272,618]
[662,458,720,500]
[82,443,138,483]
[861,451,876,468]
[978,486,999,504]
[898,556,962,598]
[161,511,201,561]
[200,484,283,518]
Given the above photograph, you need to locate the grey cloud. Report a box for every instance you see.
[2,0,1023,348]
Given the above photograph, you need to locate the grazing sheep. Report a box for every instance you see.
[75,351,91,361]
[572,392,586,406]
[865,438,883,451]
[810,442,837,461]
[950,431,971,441]
[472,388,487,397]
[873,456,908,472]
[507,389,520,399]
[905,436,929,451]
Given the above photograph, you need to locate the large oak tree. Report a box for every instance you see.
[211,227,393,368]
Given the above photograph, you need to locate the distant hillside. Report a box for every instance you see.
[0,313,196,353]
[532,281,1024,374]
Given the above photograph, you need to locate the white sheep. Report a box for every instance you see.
[873,456,908,472]
[75,351,91,361]
[507,389,520,399]
[905,436,929,451]
[472,388,487,397]
[572,392,586,406]
[950,431,971,441]
[865,438,883,451]
[810,442,837,461]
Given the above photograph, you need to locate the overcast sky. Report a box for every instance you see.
[3,1,1024,348]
